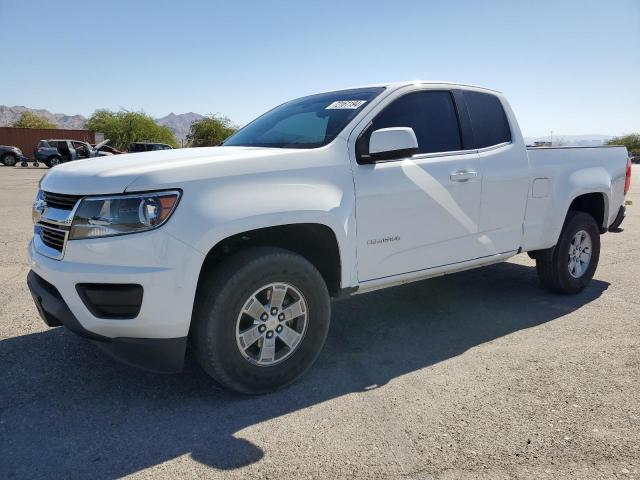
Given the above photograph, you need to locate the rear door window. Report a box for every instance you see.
[463,91,511,148]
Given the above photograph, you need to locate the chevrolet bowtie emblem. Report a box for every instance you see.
[32,198,46,223]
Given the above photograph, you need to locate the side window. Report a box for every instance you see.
[369,91,462,155]
[463,91,511,148]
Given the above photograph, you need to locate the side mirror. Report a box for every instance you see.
[368,127,418,162]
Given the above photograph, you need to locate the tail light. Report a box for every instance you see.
[625,158,632,195]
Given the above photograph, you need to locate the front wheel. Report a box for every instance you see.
[536,211,601,294]
[192,247,331,394]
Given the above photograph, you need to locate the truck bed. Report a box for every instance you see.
[521,145,628,252]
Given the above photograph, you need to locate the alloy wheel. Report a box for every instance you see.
[568,229,592,278]
[235,282,308,366]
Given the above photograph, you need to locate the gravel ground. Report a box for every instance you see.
[0,165,638,479]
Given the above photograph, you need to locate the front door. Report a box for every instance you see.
[353,89,487,282]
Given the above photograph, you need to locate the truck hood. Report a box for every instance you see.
[40,146,310,195]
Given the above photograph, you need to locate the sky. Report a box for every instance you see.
[1,0,638,137]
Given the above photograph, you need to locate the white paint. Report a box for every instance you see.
[369,127,417,155]
[32,80,629,340]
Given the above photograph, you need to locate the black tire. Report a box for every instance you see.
[45,156,61,168]
[536,211,601,294]
[192,247,331,394]
[1,153,17,167]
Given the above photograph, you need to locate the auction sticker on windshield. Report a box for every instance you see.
[325,100,367,109]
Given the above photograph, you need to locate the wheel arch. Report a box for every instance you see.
[194,222,345,300]
[547,167,613,247]
[547,190,609,248]
[525,190,608,259]
[567,191,608,230]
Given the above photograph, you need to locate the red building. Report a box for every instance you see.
[0,127,96,159]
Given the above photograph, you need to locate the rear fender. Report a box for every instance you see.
[544,167,611,248]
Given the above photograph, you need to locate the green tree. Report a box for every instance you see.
[86,109,177,150]
[12,112,56,129]
[607,134,640,152]
[187,114,236,147]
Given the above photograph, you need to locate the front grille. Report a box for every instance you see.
[43,191,81,210]
[39,223,68,253]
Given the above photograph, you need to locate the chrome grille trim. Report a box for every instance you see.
[34,192,82,260]
[40,225,66,250]
[37,206,76,227]
[34,224,69,260]
[42,191,82,210]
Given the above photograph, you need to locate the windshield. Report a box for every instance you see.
[223,87,385,149]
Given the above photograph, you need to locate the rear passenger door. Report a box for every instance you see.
[352,89,486,282]
[462,90,529,254]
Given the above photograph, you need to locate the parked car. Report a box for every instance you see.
[92,144,124,155]
[28,81,631,394]
[34,139,111,168]
[128,142,173,153]
[0,145,29,166]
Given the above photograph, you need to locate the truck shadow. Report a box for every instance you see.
[0,261,609,478]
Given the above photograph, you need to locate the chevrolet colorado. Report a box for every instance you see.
[27,81,632,393]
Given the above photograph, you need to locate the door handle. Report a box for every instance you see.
[450,170,478,182]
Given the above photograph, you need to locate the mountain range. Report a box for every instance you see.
[0,105,88,130]
[0,105,204,140]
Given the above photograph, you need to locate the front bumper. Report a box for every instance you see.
[29,228,204,338]
[27,270,187,372]
[27,226,206,372]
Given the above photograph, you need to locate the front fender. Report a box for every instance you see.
[162,171,357,290]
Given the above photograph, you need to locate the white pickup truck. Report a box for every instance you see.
[28,81,632,393]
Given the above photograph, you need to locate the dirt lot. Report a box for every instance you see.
[1,165,638,479]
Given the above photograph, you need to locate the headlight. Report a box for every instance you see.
[69,190,181,240]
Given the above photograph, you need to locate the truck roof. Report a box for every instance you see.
[348,80,502,94]
[41,139,88,142]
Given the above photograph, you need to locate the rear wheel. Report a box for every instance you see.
[1,153,17,167]
[192,247,331,394]
[45,156,61,168]
[536,211,600,294]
